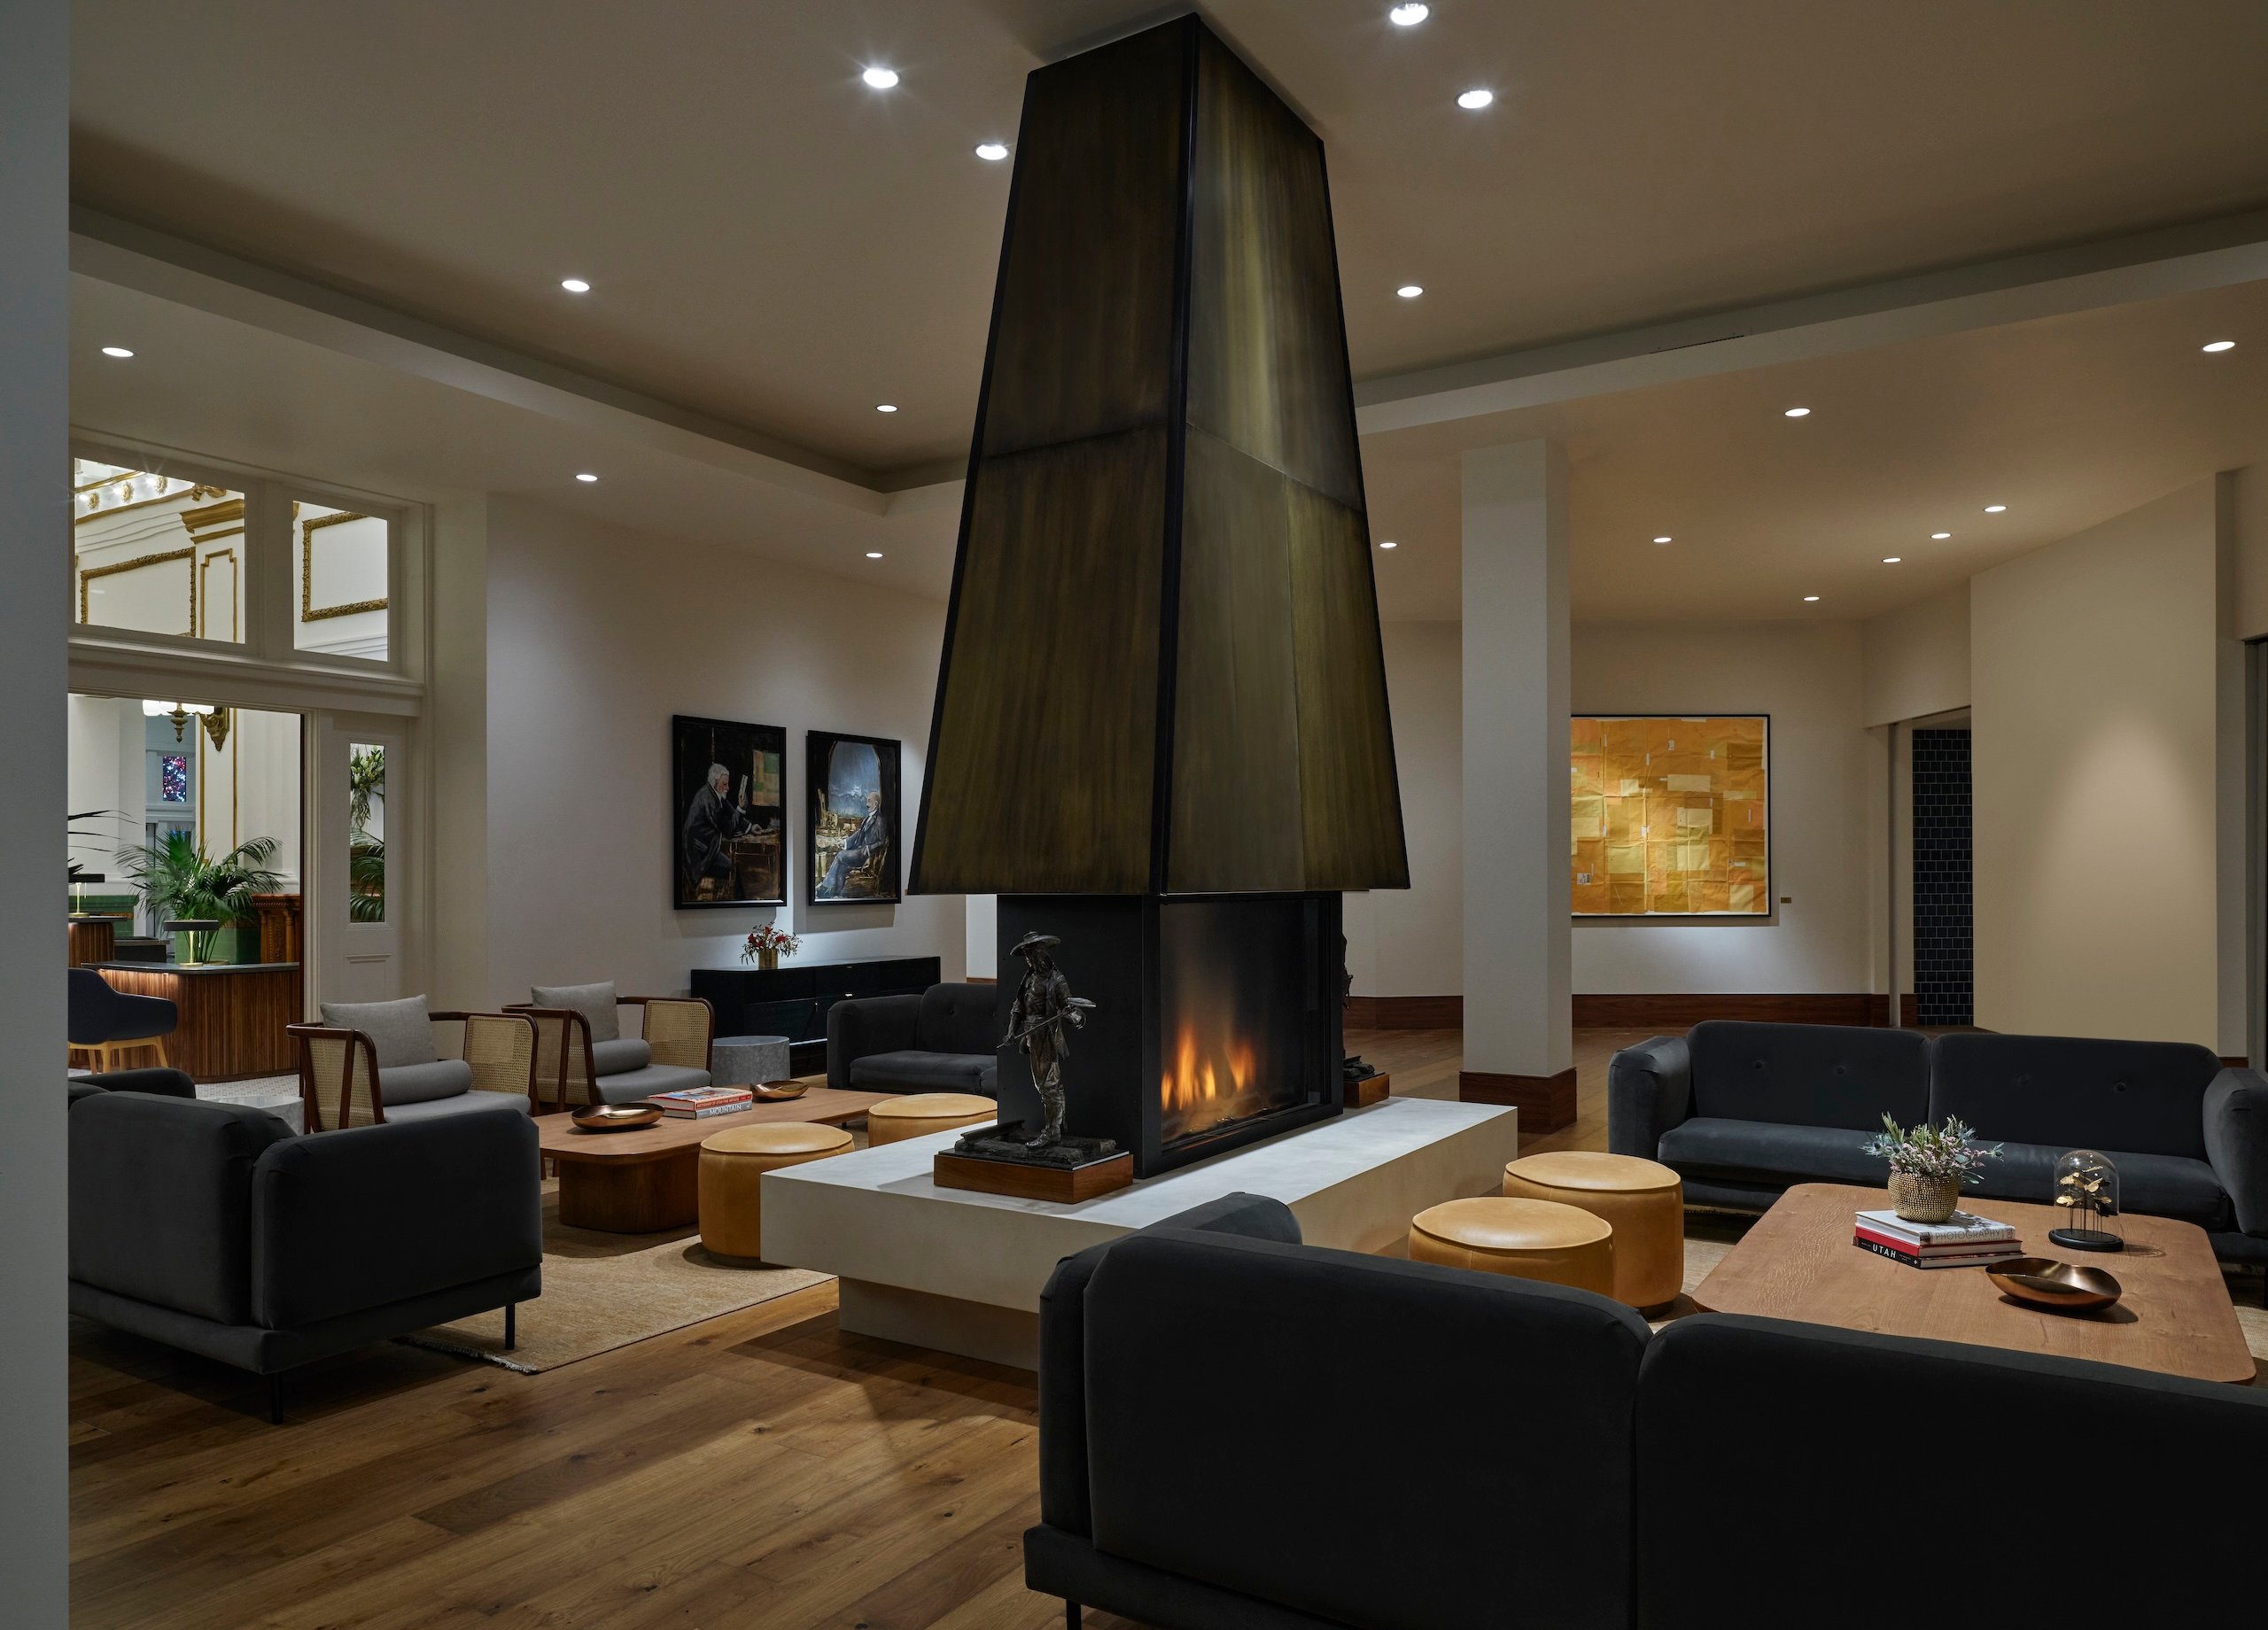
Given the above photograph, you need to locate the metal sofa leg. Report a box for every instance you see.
[267,1373,284,1424]
[1064,1602,1080,1629]
[505,1303,517,1352]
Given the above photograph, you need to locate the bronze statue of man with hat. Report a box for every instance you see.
[1005,931,1093,1151]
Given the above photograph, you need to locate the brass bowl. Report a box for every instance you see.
[571,1102,664,1132]
[749,1080,808,1101]
[1986,1256,2123,1312]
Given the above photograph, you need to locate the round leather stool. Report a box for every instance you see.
[1503,1151,1683,1309]
[866,1092,997,1146]
[1408,1197,1614,1296]
[698,1122,853,1260]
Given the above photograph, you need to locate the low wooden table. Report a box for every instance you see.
[536,1088,889,1233]
[1693,1183,2255,1385]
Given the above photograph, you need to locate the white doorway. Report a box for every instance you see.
[308,711,413,1007]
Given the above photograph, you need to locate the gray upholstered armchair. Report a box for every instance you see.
[288,995,538,1131]
[509,981,714,1109]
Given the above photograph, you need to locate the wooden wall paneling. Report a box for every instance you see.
[919,432,1170,895]
[1168,431,1302,894]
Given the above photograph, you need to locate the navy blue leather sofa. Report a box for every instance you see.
[1609,1021,2268,1267]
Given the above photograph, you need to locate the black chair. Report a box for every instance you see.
[67,965,178,1074]
[69,1089,541,1421]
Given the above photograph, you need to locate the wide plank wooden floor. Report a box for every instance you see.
[53,1028,1768,1627]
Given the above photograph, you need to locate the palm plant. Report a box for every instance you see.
[114,832,284,962]
[69,808,127,885]
[350,835,386,923]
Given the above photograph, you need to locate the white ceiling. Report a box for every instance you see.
[73,0,2268,476]
[64,0,2268,624]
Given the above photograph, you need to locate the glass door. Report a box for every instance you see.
[310,711,408,1007]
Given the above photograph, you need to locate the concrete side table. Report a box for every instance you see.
[711,1034,792,1086]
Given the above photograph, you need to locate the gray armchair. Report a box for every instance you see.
[289,995,537,1131]
[511,981,714,1109]
[827,982,1001,1095]
[68,1088,541,1420]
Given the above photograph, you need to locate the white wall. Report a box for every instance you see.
[1345,621,1463,996]
[1348,618,1876,997]
[1573,622,1876,995]
[1972,477,2231,1046]
[1860,584,1969,727]
[478,500,965,1007]
[1,0,71,1615]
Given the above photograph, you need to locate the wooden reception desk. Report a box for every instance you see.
[92,962,303,1082]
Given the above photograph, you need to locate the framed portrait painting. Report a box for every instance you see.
[672,714,787,909]
[806,730,901,905]
[1571,714,1769,917]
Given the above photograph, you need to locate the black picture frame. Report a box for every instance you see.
[1569,712,1772,920]
[805,729,902,905]
[672,714,788,910]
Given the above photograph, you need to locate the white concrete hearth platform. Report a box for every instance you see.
[761,1098,1520,1368]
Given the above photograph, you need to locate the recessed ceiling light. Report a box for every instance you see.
[1803,594,1821,602]
[876,403,898,414]
[1378,539,1398,549]
[975,142,1009,161]
[1783,406,1811,418]
[1395,284,1424,299]
[1389,4,1430,23]
[862,66,899,89]
[1930,532,1951,539]
[1456,89,1494,110]
[99,345,134,358]
[866,551,884,559]
[2202,339,2236,353]
[1984,504,2007,513]
[560,278,591,293]
[575,472,599,483]
[1882,556,1902,564]
[1652,536,1673,545]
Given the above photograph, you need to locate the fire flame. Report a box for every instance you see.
[1161,1023,1262,1138]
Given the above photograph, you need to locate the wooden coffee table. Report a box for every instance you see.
[1693,1183,2255,1385]
[536,1088,891,1232]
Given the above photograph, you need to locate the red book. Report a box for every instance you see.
[1852,1233,2020,1269]
[1853,1222,2023,1258]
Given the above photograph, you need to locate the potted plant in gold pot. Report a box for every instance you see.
[1863,1114,2001,1223]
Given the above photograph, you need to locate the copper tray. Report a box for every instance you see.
[571,1102,664,1132]
[1986,1255,2123,1312]
[749,1080,808,1102]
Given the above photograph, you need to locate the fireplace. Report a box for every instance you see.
[906,14,1408,1184]
[993,895,1343,1177]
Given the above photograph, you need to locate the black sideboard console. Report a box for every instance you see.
[691,956,943,1075]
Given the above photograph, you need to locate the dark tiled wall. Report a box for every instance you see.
[1911,727,1973,1027]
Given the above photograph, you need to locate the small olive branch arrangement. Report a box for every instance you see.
[1861,1114,2002,1185]
[741,924,802,965]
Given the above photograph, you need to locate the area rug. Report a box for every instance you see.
[400,1187,827,1373]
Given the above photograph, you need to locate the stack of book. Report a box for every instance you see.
[1852,1208,2020,1269]
[651,1084,755,1120]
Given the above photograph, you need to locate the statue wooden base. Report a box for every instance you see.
[1345,1070,1392,1108]
[933,1140,1135,1203]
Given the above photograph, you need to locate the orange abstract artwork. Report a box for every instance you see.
[1571,716,1768,916]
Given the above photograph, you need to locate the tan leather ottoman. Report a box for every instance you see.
[1407,1197,1614,1296]
[698,1122,853,1260]
[1503,1151,1683,1309]
[866,1092,997,1145]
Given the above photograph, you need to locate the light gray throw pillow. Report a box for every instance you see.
[532,981,620,1044]
[319,995,438,1068]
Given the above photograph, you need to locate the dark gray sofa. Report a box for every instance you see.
[1029,1192,2268,1629]
[68,1081,541,1420]
[827,981,1001,1095]
[1610,1021,2268,1267]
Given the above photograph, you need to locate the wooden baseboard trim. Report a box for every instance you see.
[963,974,997,985]
[1573,993,1919,1028]
[1346,994,1463,1029]
[1459,1067,1578,1132]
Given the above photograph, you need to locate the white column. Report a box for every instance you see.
[0,0,72,1619]
[1460,440,1574,1126]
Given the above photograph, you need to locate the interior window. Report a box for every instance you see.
[294,501,390,661]
[73,459,247,644]
[349,741,385,923]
